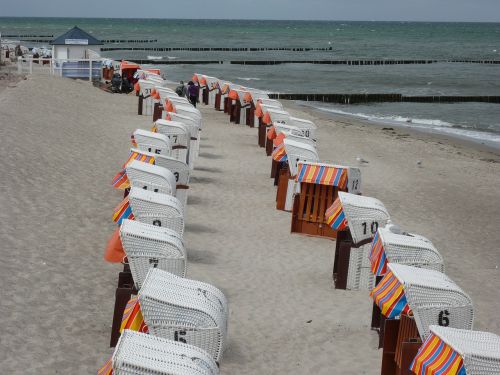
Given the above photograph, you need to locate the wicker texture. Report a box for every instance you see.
[288,117,317,141]
[166,112,200,166]
[128,187,185,237]
[113,330,218,375]
[347,243,375,290]
[154,120,191,166]
[430,325,500,375]
[126,160,177,197]
[138,269,228,362]
[129,149,191,209]
[338,192,390,244]
[378,228,444,273]
[133,129,172,156]
[389,264,474,340]
[120,219,186,289]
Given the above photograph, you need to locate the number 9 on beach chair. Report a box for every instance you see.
[291,162,361,239]
[109,329,219,375]
[325,191,390,290]
[371,263,473,375]
[132,129,172,156]
[139,268,229,363]
[410,325,500,375]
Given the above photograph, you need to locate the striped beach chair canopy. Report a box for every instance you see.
[369,227,444,277]
[138,268,229,362]
[120,219,186,289]
[132,129,172,156]
[111,330,219,375]
[126,187,185,236]
[296,161,361,194]
[371,263,474,340]
[411,325,500,375]
[326,192,390,244]
[126,160,177,196]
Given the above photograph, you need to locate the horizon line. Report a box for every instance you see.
[1,16,500,23]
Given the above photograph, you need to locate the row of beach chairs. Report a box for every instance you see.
[190,72,500,375]
[98,70,228,374]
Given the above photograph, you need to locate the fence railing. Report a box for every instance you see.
[17,56,104,81]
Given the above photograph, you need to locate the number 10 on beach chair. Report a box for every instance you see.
[291,162,361,239]
[370,264,473,375]
[325,191,390,290]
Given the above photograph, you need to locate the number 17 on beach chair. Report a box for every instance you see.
[291,162,361,239]
[325,191,390,290]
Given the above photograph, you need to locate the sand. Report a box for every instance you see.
[0,74,499,374]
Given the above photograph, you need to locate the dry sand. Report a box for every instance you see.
[0,74,499,374]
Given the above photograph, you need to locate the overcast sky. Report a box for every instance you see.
[3,0,500,22]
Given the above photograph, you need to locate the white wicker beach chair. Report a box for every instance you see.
[129,148,191,208]
[205,76,220,105]
[133,129,172,156]
[265,108,291,125]
[232,88,252,124]
[282,138,319,211]
[156,86,176,99]
[126,160,177,196]
[332,192,390,290]
[154,119,191,167]
[175,105,202,134]
[128,187,185,237]
[138,79,157,116]
[165,112,200,166]
[289,117,317,141]
[138,268,229,362]
[389,263,474,340]
[274,123,316,147]
[423,325,500,375]
[113,329,219,375]
[120,219,185,289]
[370,227,445,277]
[147,75,167,87]
[259,98,283,109]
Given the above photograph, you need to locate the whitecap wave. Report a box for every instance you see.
[236,77,261,81]
[147,55,163,60]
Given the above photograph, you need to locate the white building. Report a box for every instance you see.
[51,26,103,60]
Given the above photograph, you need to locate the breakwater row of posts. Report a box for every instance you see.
[268,93,500,104]
[101,46,334,52]
[120,58,500,65]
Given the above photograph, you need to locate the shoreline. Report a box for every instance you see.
[286,99,500,157]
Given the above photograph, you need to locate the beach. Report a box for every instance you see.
[0,74,499,374]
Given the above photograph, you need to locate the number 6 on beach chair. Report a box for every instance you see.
[410,325,500,375]
[371,263,473,375]
[368,226,445,332]
[108,329,219,375]
[139,268,229,363]
[291,162,361,239]
[325,191,390,290]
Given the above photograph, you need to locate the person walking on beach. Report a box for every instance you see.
[175,80,188,97]
[187,81,199,107]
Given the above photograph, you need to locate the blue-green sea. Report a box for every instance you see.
[2,18,500,147]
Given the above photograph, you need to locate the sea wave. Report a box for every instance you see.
[304,104,500,147]
[236,77,261,81]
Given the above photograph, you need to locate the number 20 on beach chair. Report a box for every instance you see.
[371,263,473,375]
[325,191,390,290]
[291,162,361,239]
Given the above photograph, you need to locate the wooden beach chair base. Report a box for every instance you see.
[202,88,209,105]
[153,103,162,122]
[276,166,291,211]
[246,107,255,127]
[290,182,339,239]
[224,97,231,115]
[380,315,421,375]
[110,265,138,347]
[265,136,273,156]
[332,231,372,289]
[138,94,144,115]
[230,101,241,124]
[215,93,222,111]
[258,121,266,147]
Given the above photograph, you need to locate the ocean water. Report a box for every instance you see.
[2,18,500,146]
